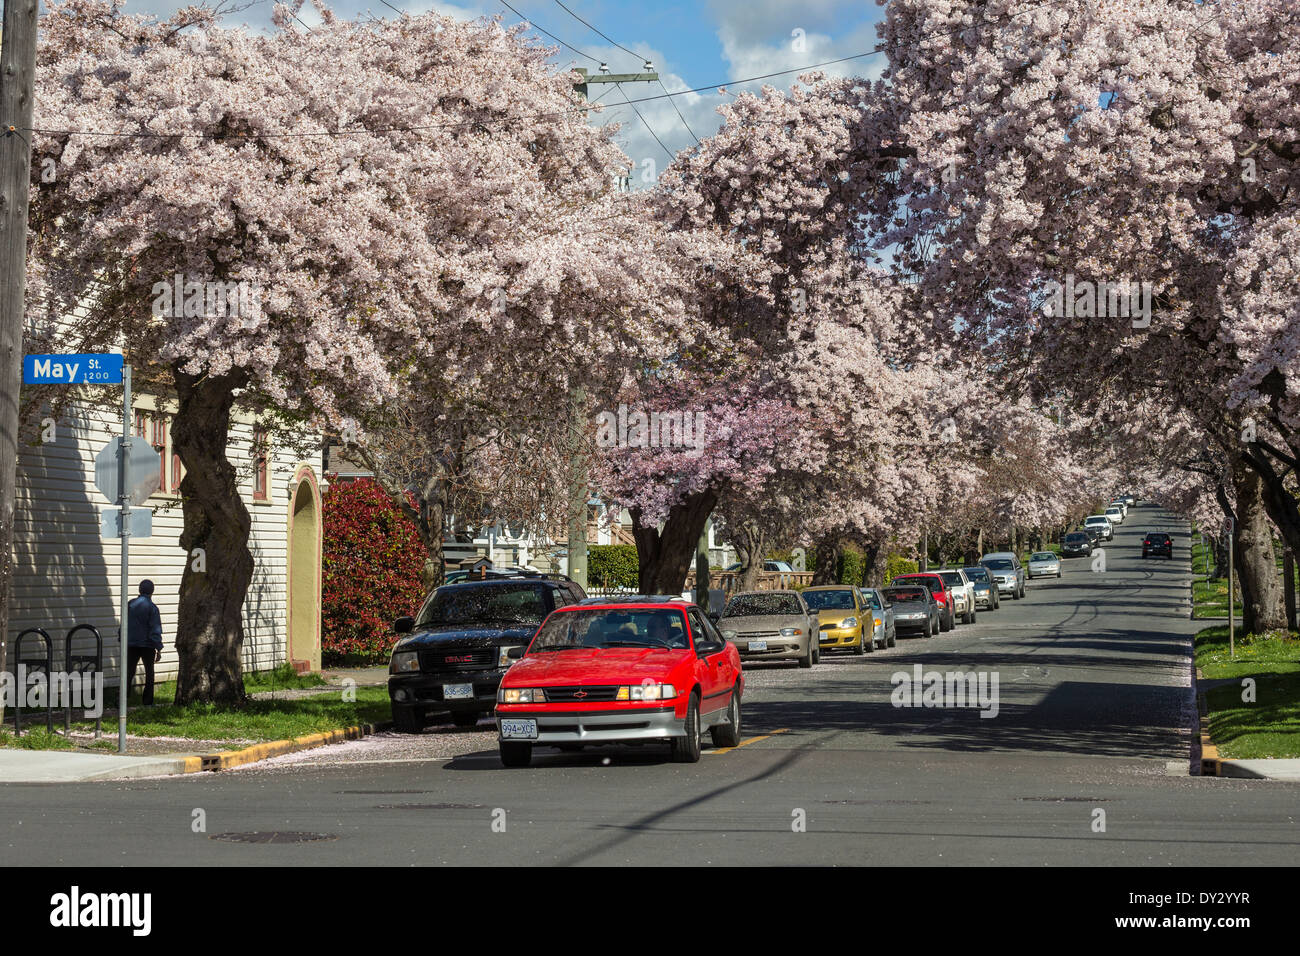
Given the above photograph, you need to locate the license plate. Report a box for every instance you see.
[748,640,768,651]
[443,683,474,699]
[500,719,537,739]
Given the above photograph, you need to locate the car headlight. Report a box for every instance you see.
[498,687,546,704]
[498,645,524,667]
[390,651,420,674]
[616,683,677,701]
[841,617,858,629]
[722,629,738,641]
[779,627,802,637]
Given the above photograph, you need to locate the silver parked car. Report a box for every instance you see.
[962,565,999,610]
[936,568,977,624]
[980,552,1026,600]
[881,585,940,638]
[718,589,820,668]
[1027,551,1061,578]
[859,587,897,649]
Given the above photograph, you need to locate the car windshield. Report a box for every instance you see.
[1064,533,1087,542]
[1031,552,1056,561]
[883,587,926,603]
[415,583,550,628]
[938,571,963,586]
[1086,517,1107,524]
[802,589,856,610]
[1147,533,1169,542]
[963,567,990,582]
[983,559,1014,571]
[722,593,803,617]
[862,590,883,609]
[529,608,690,651]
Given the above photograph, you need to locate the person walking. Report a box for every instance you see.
[127,579,164,706]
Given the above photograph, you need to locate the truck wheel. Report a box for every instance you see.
[392,706,423,734]
[452,712,480,729]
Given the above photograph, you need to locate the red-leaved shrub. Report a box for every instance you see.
[322,478,428,664]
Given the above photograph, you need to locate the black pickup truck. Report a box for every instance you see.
[387,577,586,732]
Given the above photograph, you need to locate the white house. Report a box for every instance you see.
[6,390,324,689]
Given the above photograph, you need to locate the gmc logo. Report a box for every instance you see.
[445,654,473,663]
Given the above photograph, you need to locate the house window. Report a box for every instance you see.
[171,441,183,493]
[134,410,146,438]
[151,414,168,493]
[253,427,269,501]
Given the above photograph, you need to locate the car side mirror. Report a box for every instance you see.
[394,616,414,635]
[506,645,526,660]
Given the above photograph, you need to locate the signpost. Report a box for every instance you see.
[24,355,158,752]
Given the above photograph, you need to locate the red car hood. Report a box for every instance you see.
[506,648,688,686]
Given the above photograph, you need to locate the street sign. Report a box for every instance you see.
[23,353,124,384]
[100,507,153,540]
[93,436,160,506]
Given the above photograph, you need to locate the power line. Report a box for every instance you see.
[613,82,674,162]
[499,0,602,65]
[552,1,641,62]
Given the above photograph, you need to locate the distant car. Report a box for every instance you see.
[936,568,977,624]
[1143,532,1173,558]
[494,598,743,766]
[803,585,871,654]
[979,553,1025,600]
[962,565,1000,610]
[388,577,586,733]
[1084,515,1114,541]
[1081,526,1103,549]
[1061,531,1092,557]
[859,587,897,648]
[881,585,940,639]
[1104,506,1125,525]
[1124,494,1136,506]
[725,560,796,573]
[890,573,956,631]
[1027,551,1061,578]
[718,590,819,668]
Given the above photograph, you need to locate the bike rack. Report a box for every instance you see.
[13,627,54,734]
[63,624,104,738]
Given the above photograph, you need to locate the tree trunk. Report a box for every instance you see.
[1284,547,1296,631]
[631,485,721,594]
[733,521,766,592]
[1232,459,1285,635]
[172,369,253,706]
[859,536,884,588]
[811,534,842,585]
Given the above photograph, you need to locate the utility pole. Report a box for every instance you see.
[565,64,658,590]
[0,0,39,723]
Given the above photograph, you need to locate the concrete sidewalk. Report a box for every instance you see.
[1214,758,1300,782]
[0,749,201,783]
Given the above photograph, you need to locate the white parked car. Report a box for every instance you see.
[936,568,977,624]
[1027,551,1061,578]
[1084,515,1114,541]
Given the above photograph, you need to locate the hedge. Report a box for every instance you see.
[588,544,639,589]
[322,478,428,665]
[884,554,919,582]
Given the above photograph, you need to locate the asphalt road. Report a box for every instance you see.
[4,504,1297,866]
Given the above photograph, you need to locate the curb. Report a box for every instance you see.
[1194,666,1222,776]
[191,721,391,773]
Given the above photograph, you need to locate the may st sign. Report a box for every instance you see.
[23,353,124,385]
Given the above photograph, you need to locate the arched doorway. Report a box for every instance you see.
[286,465,322,672]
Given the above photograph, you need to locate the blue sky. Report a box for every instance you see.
[115,0,891,171]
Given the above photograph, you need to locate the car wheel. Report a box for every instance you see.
[854,632,867,655]
[799,640,814,669]
[500,742,532,767]
[969,608,977,624]
[670,693,702,763]
[888,628,897,648]
[392,706,423,734]
[451,711,480,729]
[710,689,742,748]
[924,618,933,638]
[813,643,821,665]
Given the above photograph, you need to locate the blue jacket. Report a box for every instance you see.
[127,595,164,651]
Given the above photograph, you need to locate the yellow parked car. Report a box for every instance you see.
[802,585,870,655]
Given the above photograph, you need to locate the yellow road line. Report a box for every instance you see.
[711,727,789,755]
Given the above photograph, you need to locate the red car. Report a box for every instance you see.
[494,598,744,767]
[890,573,955,632]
